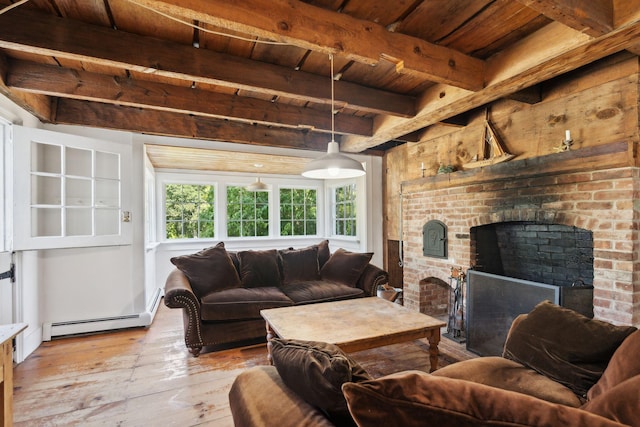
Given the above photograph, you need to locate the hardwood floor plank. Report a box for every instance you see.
[12,301,475,426]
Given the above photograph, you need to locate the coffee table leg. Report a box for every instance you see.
[265,321,275,365]
[427,329,441,372]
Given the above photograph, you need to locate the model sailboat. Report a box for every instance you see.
[463,119,514,169]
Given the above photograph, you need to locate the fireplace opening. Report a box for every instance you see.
[472,222,594,286]
[466,221,595,356]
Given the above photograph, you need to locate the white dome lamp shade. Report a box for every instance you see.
[302,54,366,180]
[302,141,365,179]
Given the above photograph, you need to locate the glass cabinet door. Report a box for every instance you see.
[13,126,131,250]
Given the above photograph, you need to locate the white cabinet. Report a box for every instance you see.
[13,126,131,250]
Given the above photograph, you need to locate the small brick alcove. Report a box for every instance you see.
[400,143,640,327]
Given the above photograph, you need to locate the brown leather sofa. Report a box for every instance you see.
[229,301,639,427]
[164,240,388,356]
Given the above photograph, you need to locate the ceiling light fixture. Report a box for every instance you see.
[246,177,269,192]
[302,55,366,179]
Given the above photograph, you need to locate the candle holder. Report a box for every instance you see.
[561,135,573,151]
[555,131,574,152]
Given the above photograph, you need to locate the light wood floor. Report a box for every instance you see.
[12,301,476,426]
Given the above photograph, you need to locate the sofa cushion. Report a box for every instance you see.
[432,356,582,407]
[280,281,364,304]
[278,246,320,285]
[342,370,625,427]
[270,338,371,426]
[319,248,372,287]
[503,300,636,398]
[238,249,282,288]
[581,376,640,427]
[200,287,293,321]
[587,329,640,400]
[170,242,241,298]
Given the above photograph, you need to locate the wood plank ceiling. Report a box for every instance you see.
[0,0,639,173]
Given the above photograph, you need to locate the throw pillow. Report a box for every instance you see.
[270,338,371,426]
[316,239,331,268]
[290,240,330,268]
[319,248,372,287]
[170,242,241,298]
[238,249,282,288]
[587,329,640,400]
[278,246,320,285]
[342,370,624,427]
[503,301,637,398]
[581,376,640,427]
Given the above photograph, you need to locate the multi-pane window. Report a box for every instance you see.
[280,188,317,236]
[161,179,355,241]
[227,186,269,237]
[333,183,357,236]
[165,184,214,239]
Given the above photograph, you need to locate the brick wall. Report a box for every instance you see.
[402,167,640,326]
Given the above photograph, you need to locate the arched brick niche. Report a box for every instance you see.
[415,276,449,316]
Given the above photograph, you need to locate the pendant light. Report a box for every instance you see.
[302,54,366,179]
[246,177,269,191]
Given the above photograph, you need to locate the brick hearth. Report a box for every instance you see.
[401,151,640,326]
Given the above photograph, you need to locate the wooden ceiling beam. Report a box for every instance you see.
[341,19,640,152]
[6,59,372,136]
[0,53,52,122]
[132,0,485,91]
[0,7,415,118]
[516,0,613,37]
[503,84,543,104]
[53,99,332,151]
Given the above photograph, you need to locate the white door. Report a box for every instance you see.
[0,119,13,323]
[0,252,13,324]
[12,126,132,250]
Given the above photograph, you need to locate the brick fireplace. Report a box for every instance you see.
[400,142,640,327]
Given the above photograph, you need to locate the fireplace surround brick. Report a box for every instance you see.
[401,165,640,327]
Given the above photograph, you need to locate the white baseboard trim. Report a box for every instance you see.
[144,287,164,324]
[42,288,164,341]
[16,325,43,363]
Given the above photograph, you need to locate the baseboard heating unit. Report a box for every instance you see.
[42,288,163,341]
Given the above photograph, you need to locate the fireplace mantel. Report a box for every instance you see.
[401,141,630,194]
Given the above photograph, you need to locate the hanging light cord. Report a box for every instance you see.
[0,0,289,46]
[0,0,29,16]
[330,54,335,142]
[125,0,290,46]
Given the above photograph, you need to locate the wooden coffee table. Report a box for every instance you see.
[260,297,446,372]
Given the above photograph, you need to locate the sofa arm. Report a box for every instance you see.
[164,268,200,310]
[230,366,335,427]
[164,268,205,356]
[356,264,389,297]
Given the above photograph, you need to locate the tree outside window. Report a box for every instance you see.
[165,184,214,239]
[280,188,317,236]
[227,186,269,237]
[333,184,357,237]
